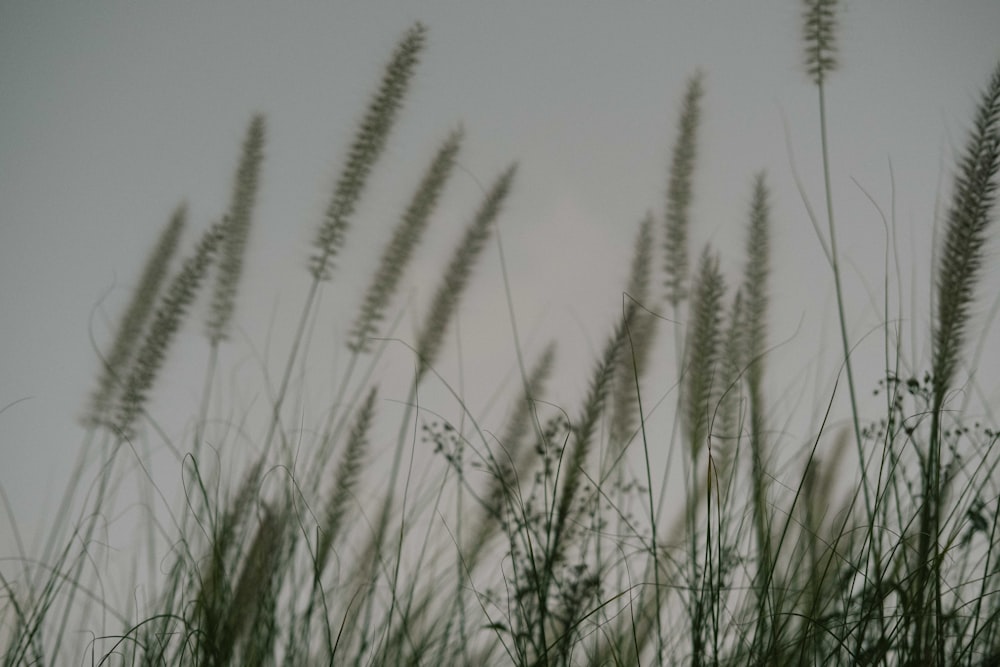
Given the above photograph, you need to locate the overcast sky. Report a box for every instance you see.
[2,1,999,556]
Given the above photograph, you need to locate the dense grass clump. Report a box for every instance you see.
[3,6,1000,665]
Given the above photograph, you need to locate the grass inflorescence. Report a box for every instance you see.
[3,8,1000,666]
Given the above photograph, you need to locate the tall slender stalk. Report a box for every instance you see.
[742,173,775,655]
[915,59,1000,665]
[192,114,266,518]
[802,0,871,516]
[682,247,725,667]
[358,165,516,655]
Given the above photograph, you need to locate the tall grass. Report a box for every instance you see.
[3,7,1000,666]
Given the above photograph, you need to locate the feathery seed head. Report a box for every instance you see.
[664,72,705,307]
[610,213,657,451]
[115,222,224,438]
[553,301,636,553]
[932,60,1000,406]
[803,0,840,85]
[743,171,771,387]
[683,247,726,457]
[207,114,266,344]
[316,386,377,574]
[83,205,186,428]
[348,128,463,353]
[415,163,516,377]
[310,23,427,281]
[714,287,747,471]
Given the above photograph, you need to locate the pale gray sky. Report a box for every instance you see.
[2,2,999,557]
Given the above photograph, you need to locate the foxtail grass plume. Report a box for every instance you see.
[348,128,463,353]
[315,386,377,575]
[683,247,725,457]
[115,222,223,437]
[415,164,516,378]
[932,60,1000,407]
[610,212,657,453]
[497,342,557,469]
[83,205,186,427]
[713,288,746,473]
[741,174,773,587]
[207,114,266,344]
[553,301,636,556]
[803,0,839,85]
[742,175,771,453]
[465,343,556,569]
[664,72,704,307]
[743,172,771,384]
[916,66,1000,660]
[215,502,287,666]
[310,23,427,281]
